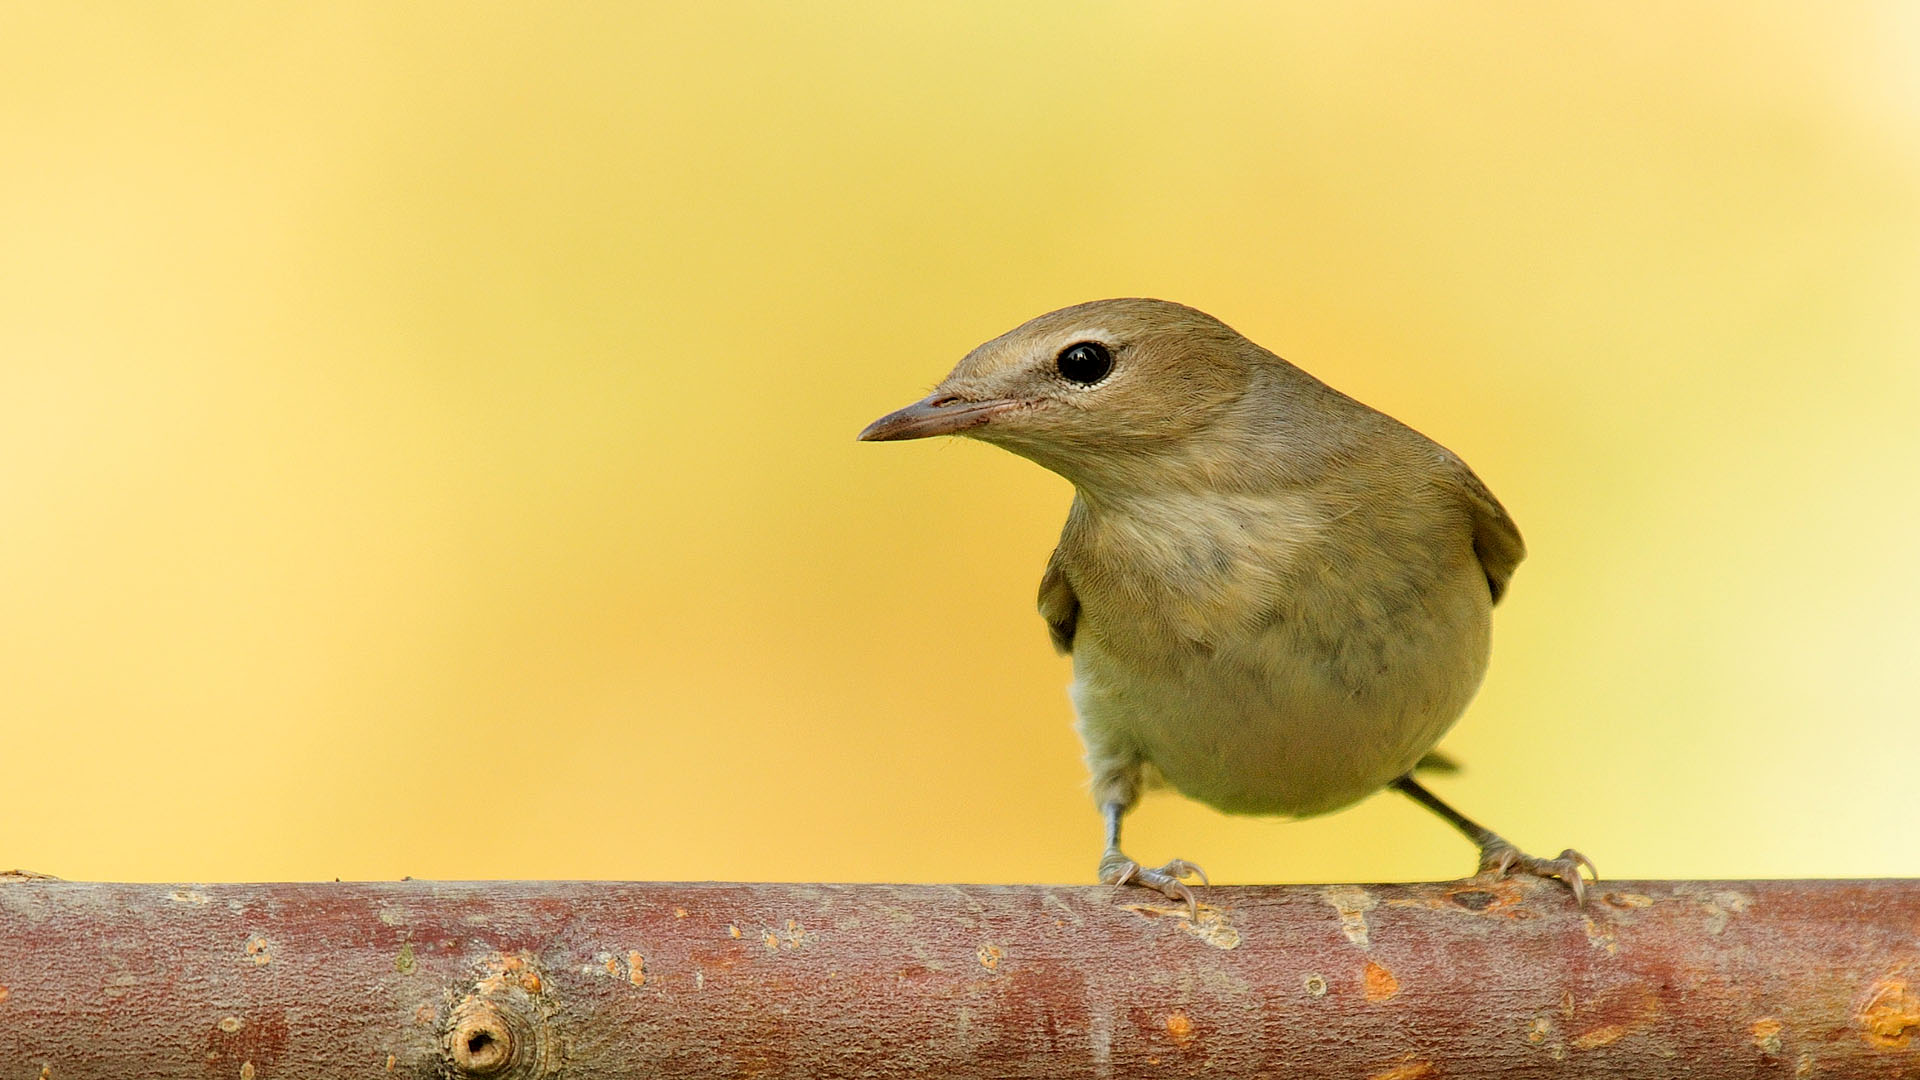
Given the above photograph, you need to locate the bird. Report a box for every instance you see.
[859,298,1593,915]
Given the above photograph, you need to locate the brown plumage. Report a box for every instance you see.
[862,299,1591,912]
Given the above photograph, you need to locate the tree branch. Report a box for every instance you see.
[2,878,1916,1077]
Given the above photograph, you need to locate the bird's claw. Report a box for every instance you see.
[1478,842,1597,905]
[1100,850,1207,919]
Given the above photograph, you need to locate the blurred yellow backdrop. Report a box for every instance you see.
[2,4,1915,884]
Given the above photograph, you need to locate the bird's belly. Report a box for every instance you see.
[1071,605,1489,817]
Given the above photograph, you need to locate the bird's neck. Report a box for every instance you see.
[1056,366,1363,505]
[1061,430,1335,511]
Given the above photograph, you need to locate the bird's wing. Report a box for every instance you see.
[1443,451,1526,605]
[1037,546,1080,654]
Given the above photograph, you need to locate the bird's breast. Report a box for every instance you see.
[1063,489,1491,816]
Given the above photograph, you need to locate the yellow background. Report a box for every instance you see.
[3,4,1915,884]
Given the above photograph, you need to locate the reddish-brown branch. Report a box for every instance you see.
[1,878,1916,1077]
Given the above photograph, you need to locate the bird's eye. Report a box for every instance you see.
[1056,341,1113,385]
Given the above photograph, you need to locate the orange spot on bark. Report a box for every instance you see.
[1861,974,1920,1050]
[1165,1011,1194,1045]
[1363,961,1399,1002]
[628,950,646,987]
[1572,1023,1627,1049]
[1566,981,1662,1052]
[976,944,1003,972]
[1751,1017,1784,1055]
[1368,1058,1435,1080]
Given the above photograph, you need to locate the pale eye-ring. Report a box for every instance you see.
[1056,341,1112,385]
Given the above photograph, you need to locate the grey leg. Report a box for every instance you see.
[1093,767,1207,919]
[1393,775,1596,904]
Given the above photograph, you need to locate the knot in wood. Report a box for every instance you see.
[442,957,563,1079]
[448,1003,514,1074]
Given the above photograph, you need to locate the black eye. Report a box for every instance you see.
[1056,341,1112,385]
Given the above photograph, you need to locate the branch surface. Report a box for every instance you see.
[2,878,1917,1078]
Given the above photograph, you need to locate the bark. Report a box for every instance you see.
[1,877,1916,1078]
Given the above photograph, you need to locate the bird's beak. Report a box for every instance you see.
[857,393,1020,442]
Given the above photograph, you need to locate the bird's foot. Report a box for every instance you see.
[1100,848,1207,920]
[1477,841,1597,905]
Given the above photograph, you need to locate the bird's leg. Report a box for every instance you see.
[1097,798,1208,920]
[1392,775,1596,904]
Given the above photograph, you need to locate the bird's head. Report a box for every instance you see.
[859,298,1267,489]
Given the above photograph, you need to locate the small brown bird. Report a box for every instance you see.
[861,299,1592,913]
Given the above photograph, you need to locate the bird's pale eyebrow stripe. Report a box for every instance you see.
[1049,328,1116,353]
